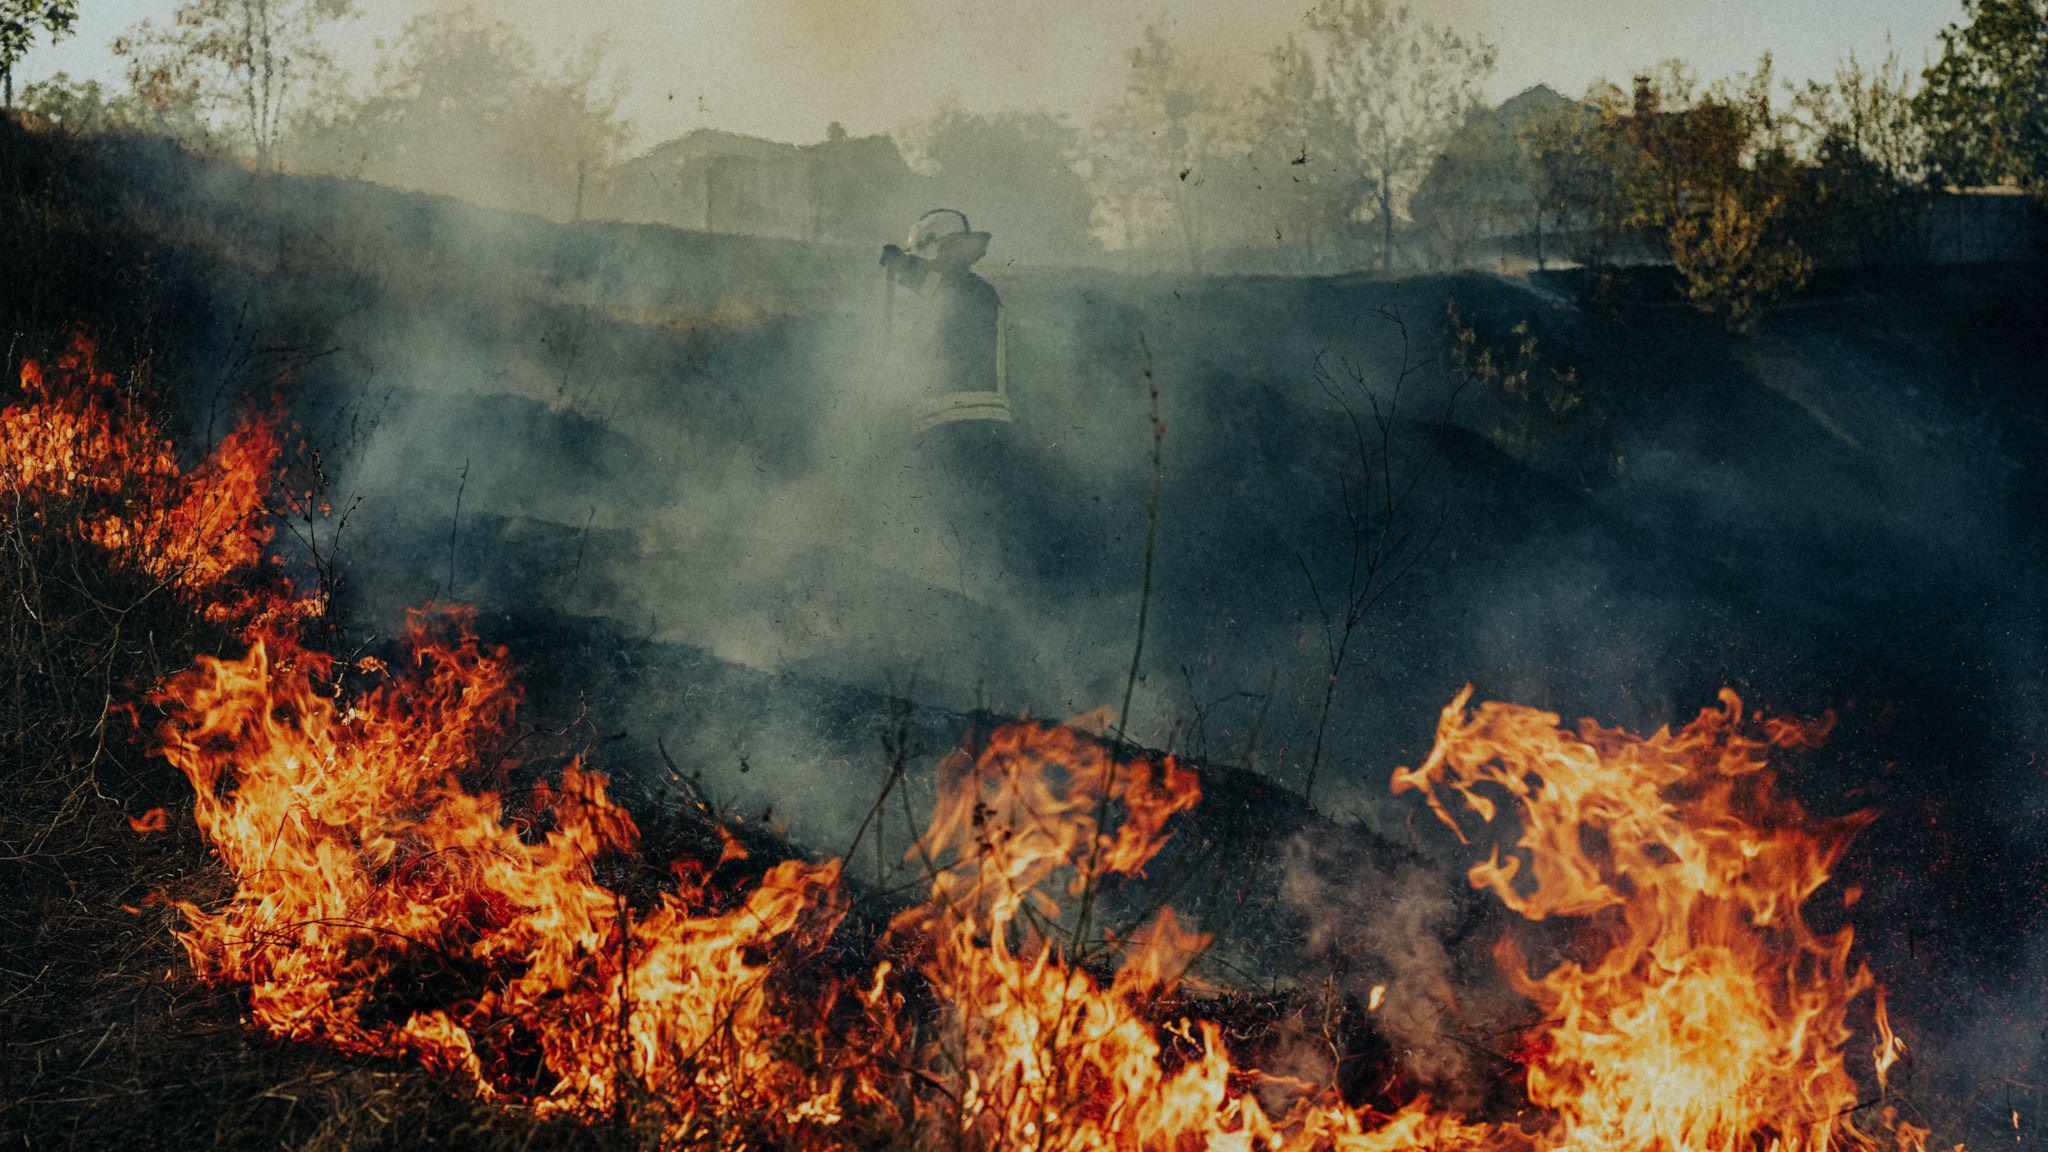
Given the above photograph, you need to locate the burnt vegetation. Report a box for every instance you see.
[2,1,2047,1149]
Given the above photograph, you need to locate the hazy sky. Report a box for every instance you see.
[20,0,1963,148]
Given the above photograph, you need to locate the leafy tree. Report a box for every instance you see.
[1087,19,1221,268]
[1409,108,1523,266]
[18,70,209,138]
[1233,33,1356,270]
[1521,93,1628,268]
[1528,63,1811,330]
[905,106,1097,264]
[1410,87,1580,268]
[115,0,358,163]
[1796,48,1927,264]
[1802,49,1925,189]
[1,0,78,107]
[1914,0,2048,195]
[1628,61,1813,330]
[1,0,74,107]
[1297,0,1496,271]
[290,6,629,220]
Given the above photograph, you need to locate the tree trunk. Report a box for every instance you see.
[4,67,13,109]
[1379,174,1395,272]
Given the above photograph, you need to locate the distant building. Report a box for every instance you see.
[603,125,926,245]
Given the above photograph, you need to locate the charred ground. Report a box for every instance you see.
[3,116,2046,1149]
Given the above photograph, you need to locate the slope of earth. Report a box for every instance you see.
[4,117,2045,1145]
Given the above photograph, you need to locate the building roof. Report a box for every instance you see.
[637,128,802,167]
[629,127,912,174]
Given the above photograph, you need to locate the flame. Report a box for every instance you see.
[153,615,1501,1150]
[18,336,1917,1151]
[1873,987,1904,1093]
[155,635,1918,1151]
[886,721,1491,1152]
[155,608,867,1147]
[1394,686,1896,1152]
[1,334,310,632]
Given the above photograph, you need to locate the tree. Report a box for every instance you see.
[906,106,1097,264]
[1521,92,1628,268]
[1410,109,1521,266]
[1235,33,1355,270]
[1914,0,2048,196]
[1802,49,1924,189]
[116,0,358,163]
[18,70,209,138]
[1797,48,1927,264]
[1410,87,1580,268]
[1624,60,1813,330]
[1294,308,1453,805]
[1,0,78,107]
[1088,19,1221,268]
[1298,0,1496,271]
[290,6,629,220]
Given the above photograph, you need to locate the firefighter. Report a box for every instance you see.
[881,209,1011,433]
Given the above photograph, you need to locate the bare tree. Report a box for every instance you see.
[116,0,358,164]
[1300,0,1496,271]
[1295,307,1459,805]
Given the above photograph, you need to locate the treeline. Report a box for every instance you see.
[4,0,2044,324]
[13,2,626,224]
[1111,0,2044,327]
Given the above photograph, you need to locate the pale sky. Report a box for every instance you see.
[18,0,1964,149]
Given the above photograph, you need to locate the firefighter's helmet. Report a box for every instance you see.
[908,209,991,269]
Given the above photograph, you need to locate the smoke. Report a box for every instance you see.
[1274,824,1516,1104]
[74,102,2048,1137]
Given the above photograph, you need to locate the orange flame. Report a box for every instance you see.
[884,720,1491,1152]
[156,636,1919,1151]
[1,334,310,632]
[1395,686,1897,1152]
[155,608,866,1147]
[13,332,1914,1151]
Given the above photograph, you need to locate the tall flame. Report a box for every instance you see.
[1394,687,1896,1152]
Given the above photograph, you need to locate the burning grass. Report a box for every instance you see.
[150,619,1928,1152]
[2,331,1934,1152]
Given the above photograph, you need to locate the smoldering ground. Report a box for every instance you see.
[35,127,2048,1141]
